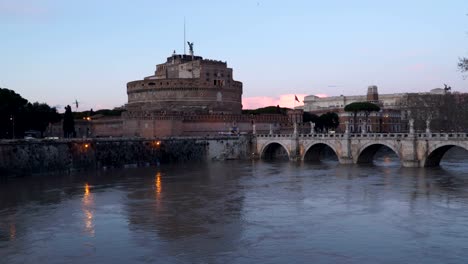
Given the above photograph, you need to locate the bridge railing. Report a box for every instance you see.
[255,132,468,139]
[417,132,468,139]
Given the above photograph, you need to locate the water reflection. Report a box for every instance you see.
[155,171,162,198]
[9,223,16,241]
[82,182,95,236]
[1,159,468,263]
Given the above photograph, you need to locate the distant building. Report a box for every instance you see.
[302,85,467,133]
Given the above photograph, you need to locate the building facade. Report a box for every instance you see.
[302,86,406,133]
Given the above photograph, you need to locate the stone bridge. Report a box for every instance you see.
[253,132,468,167]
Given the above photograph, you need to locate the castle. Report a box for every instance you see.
[67,51,291,138]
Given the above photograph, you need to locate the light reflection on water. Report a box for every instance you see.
[82,183,95,237]
[0,148,467,263]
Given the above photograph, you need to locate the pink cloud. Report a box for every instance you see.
[242,94,308,109]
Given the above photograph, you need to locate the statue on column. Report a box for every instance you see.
[409,118,415,134]
[310,122,315,134]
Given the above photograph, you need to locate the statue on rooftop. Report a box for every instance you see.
[187,42,194,55]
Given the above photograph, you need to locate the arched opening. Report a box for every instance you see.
[425,145,468,167]
[303,143,338,163]
[357,144,400,166]
[261,143,289,161]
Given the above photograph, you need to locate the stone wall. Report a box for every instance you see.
[0,136,251,177]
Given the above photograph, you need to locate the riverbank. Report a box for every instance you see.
[0,136,252,177]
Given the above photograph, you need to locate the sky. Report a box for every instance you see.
[1,0,467,111]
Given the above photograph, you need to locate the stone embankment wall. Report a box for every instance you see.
[0,136,251,177]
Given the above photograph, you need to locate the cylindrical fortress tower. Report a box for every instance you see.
[126,54,243,115]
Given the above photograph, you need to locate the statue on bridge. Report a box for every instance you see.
[310,122,315,134]
[345,121,349,134]
[426,118,431,134]
[409,118,415,134]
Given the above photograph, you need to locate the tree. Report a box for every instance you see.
[303,112,339,132]
[0,88,28,138]
[0,88,61,138]
[319,112,339,131]
[242,105,289,115]
[303,112,319,123]
[63,105,75,138]
[344,102,380,132]
[23,102,61,136]
[459,57,468,76]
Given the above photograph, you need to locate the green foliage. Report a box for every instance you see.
[242,105,289,115]
[344,102,381,113]
[63,105,75,138]
[23,102,61,134]
[319,112,339,130]
[73,108,124,119]
[303,112,319,123]
[344,102,380,133]
[303,111,339,132]
[0,88,60,138]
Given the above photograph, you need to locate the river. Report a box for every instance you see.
[1,147,468,263]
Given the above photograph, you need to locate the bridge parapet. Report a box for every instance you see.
[417,133,468,139]
[254,132,468,167]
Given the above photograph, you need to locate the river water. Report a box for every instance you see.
[1,148,468,264]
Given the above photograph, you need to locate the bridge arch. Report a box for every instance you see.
[424,143,468,167]
[303,142,338,162]
[356,142,400,164]
[260,141,290,160]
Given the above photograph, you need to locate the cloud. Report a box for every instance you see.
[242,94,308,109]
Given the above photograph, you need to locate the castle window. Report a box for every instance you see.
[148,82,155,86]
